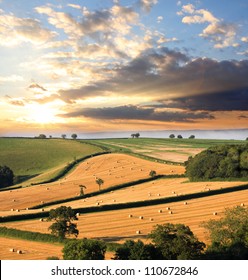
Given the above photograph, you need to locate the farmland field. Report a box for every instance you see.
[89,138,245,163]
[1,137,248,260]
[2,188,248,245]
[0,138,103,185]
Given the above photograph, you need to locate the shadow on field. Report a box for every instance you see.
[100,234,148,242]
[14,174,39,184]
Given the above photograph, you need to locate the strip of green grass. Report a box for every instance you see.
[0,138,103,185]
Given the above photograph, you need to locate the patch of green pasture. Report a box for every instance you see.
[0,138,103,184]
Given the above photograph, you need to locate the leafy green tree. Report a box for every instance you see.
[189,135,195,139]
[169,134,175,139]
[96,178,104,191]
[71,133,77,140]
[63,238,106,260]
[36,134,46,139]
[113,240,162,260]
[202,206,248,259]
[61,134,66,139]
[0,165,14,188]
[149,223,205,260]
[47,206,78,239]
[177,135,183,139]
[149,170,156,178]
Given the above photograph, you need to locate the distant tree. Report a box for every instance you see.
[47,206,78,239]
[71,134,77,140]
[169,134,175,139]
[131,134,135,138]
[61,134,66,139]
[96,178,104,191]
[149,223,205,260]
[135,133,140,138]
[189,135,195,139]
[202,206,248,259]
[63,238,106,260]
[49,135,52,139]
[36,134,46,139]
[0,165,14,188]
[246,137,248,141]
[177,135,183,139]
[113,240,162,260]
[79,185,87,196]
[149,170,156,178]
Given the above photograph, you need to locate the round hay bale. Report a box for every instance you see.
[46,187,49,190]
[16,209,20,212]
[17,250,22,254]
[139,216,143,219]
[12,199,16,202]
[169,211,173,214]
[76,213,80,217]
[9,248,15,252]
[11,209,14,211]
[39,218,43,222]
[157,193,160,196]
[150,218,154,221]
[41,209,44,212]
[241,203,245,207]
[213,212,217,216]
[136,230,141,234]
[158,210,162,213]
[113,199,116,202]
[184,202,188,205]
[128,214,133,218]
[166,207,170,210]
[96,202,99,205]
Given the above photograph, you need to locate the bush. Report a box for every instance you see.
[63,239,106,260]
[186,144,248,180]
[0,165,14,188]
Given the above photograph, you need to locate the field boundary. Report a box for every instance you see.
[1,182,247,223]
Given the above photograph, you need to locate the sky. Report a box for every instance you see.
[0,0,248,138]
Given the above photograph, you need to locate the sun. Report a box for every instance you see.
[26,104,58,124]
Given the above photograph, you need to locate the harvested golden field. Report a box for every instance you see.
[2,189,248,244]
[0,237,63,260]
[51,178,247,210]
[0,153,185,211]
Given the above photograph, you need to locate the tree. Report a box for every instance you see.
[71,134,77,140]
[61,134,66,139]
[149,170,156,178]
[113,240,162,260]
[189,135,195,139]
[177,135,183,139]
[135,133,140,138]
[63,239,106,260]
[0,165,14,188]
[79,185,86,196]
[149,223,205,260]
[36,134,46,139]
[131,134,135,138]
[169,134,175,139]
[47,206,78,239]
[96,178,104,191]
[202,206,248,259]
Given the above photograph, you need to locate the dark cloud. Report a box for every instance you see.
[59,105,214,122]
[29,83,47,92]
[160,88,248,111]
[57,48,248,111]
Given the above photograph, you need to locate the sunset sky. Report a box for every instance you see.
[0,0,248,137]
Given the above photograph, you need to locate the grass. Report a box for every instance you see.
[0,138,103,185]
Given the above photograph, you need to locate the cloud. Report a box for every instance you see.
[160,88,248,111]
[179,4,237,48]
[28,83,47,92]
[0,11,56,46]
[0,75,23,83]
[138,0,158,12]
[157,16,163,23]
[59,105,214,123]
[56,48,248,109]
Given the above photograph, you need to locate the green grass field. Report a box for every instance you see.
[0,138,103,185]
[86,138,246,163]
